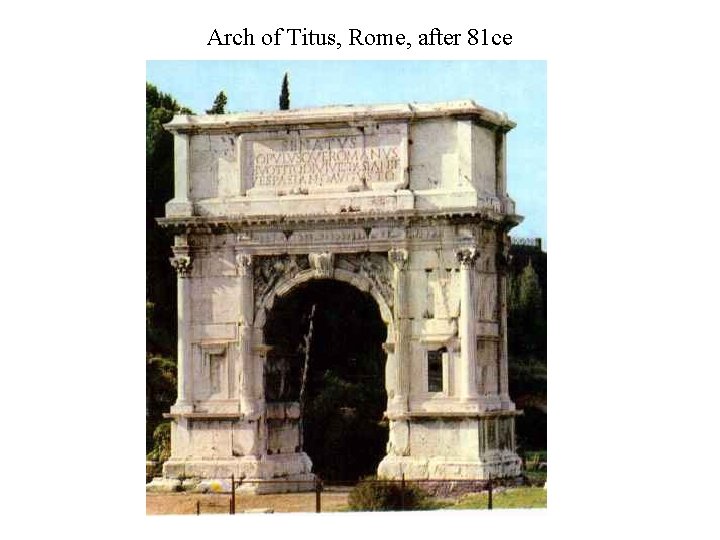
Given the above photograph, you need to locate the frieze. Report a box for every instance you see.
[405,227,442,241]
[288,228,368,245]
[251,231,287,245]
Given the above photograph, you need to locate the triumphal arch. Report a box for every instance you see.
[154,100,523,490]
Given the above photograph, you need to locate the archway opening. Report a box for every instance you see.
[264,279,388,482]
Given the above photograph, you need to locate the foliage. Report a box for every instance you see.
[206,90,227,114]
[509,260,546,360]
[146,83,192,359]
[507,245,547,451]
[146,353,176,451]
[524,469,547,487]
[516,407,547,452]
[147,422,172,463]
[146,83,191,453]
[522,449,547,485]
[348,478,429,511]
[279,72,290,110]
[304,371,386,482]
[523,450,547,463]
[508,357,547,398]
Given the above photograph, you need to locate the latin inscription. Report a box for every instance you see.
[251,135,402,189]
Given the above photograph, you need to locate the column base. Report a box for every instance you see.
[169,402,194,414]
[148,453,316,494]
[377,452,522,481]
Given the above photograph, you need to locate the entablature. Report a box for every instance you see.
[164,100,516,135]
[157,207,522,238]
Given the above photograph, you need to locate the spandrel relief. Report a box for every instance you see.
[337,252,394,310]
[253,254,310,313]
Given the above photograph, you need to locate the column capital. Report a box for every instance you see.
[235,252,253,276]
[456,247,479,268]
[388,247,409,270]
[170,255,192,278]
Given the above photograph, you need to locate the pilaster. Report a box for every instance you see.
[235,251,256,416]
[388,248,409,414]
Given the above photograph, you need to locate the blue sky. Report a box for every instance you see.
[147,60,546,244]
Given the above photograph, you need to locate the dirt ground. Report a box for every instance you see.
[146,487,351,515]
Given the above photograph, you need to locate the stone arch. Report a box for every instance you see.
[257,266,396,480]
[254,267,396,340]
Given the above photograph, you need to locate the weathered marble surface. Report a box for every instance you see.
[152,101,524,492]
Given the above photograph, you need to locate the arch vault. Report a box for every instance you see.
[151,101,524,492]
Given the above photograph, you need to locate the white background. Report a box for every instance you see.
[1,1,718,538]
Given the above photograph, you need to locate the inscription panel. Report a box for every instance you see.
[242,125,408,194]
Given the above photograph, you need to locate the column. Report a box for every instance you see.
[457,247,479,401]
[497,238,511,400]
[170,240,193,413]
[236,252,256,416]
[388,248,409,413]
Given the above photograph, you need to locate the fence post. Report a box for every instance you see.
[315,477,322,513]
[230,474,235,515]
[400,474,405,510]
[487,478,493,510]
[196,500,200,515]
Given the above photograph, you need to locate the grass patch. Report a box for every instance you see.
[449,487,546,510]
[525,469,547,486]
[336,487,547,512]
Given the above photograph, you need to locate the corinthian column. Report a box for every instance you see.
[457,247,479,401]
[236,252,256,416]
[388,248,409,413]
[170,243,193,413]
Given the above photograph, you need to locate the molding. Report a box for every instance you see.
[157,208,522,233]
[163,412,241,420]
[386,410,522,420]
[163,100,516,134]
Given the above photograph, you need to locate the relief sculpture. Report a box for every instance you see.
[338,252,394,310]
[253,254,310,313]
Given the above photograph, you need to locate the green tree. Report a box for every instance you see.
[146,82,191,453]
[206,90,227,114]
[507,253,547,451]
[279,72,290,110]
[509,261,545,359]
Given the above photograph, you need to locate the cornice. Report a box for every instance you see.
[156,208,523,234]
[164,100,516,134]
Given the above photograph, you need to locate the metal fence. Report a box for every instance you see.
[510,237,543,249]
[187,474,504,514]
